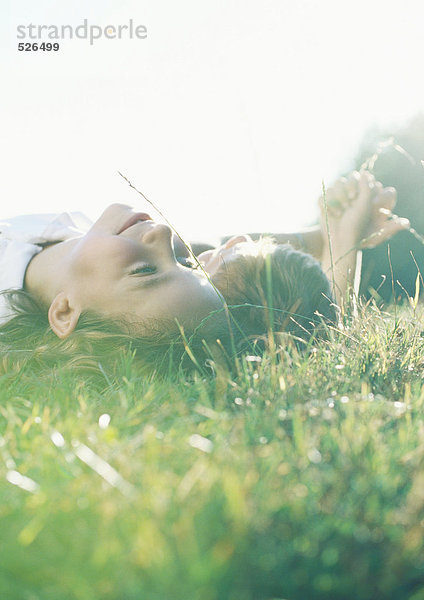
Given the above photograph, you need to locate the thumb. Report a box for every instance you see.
[360,216,410,248]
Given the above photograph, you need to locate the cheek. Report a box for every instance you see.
[171,278,222,317]
[71,236,135,277]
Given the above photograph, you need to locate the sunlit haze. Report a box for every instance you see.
[2,0,424,243]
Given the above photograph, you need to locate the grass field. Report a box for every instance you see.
[1,302,424,600]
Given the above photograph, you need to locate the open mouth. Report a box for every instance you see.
[118,212,153,234]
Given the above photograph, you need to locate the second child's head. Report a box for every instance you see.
[199,236,336,342]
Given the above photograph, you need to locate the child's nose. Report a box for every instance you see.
[142,223,172,245]
[141,224,176,263]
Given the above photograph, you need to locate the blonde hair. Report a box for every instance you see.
[0,289,235,379]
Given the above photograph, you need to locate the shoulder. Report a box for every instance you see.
[0,212,91,244]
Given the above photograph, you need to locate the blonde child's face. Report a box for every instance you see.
[56,204,223,333]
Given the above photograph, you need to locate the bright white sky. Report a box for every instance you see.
[2,0,424,242]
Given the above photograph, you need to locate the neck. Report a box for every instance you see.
[24,238,79,305]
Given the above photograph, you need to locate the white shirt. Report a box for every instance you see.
[0,212,92,323]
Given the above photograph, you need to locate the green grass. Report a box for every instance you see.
[2,304,424,600]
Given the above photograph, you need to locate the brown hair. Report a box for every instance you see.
[212,240,336,344]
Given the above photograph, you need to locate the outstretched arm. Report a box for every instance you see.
[221,227,324,258]
[186,169,409,300]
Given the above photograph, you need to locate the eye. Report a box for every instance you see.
[130,264,157,276]
[177,257,198,269]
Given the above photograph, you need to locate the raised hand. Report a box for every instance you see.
[319,170,409,304]
[320,170,409,250]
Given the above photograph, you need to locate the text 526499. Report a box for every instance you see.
[18,42,60,51]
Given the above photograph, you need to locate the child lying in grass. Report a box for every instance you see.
[202,237,336,342]
[0,206,231,373]
[0,171,408,372]
[197,171,409,341]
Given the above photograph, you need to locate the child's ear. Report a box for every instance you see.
[224,234,252,249]
[48,292,81,339]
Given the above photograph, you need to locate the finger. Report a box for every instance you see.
[359,170,376,184]
[372,181,383,197]
[358,171,376,203]
[360,216,410,248]
[332,178,349,207]
[375,207,407,229]
[374,186,397,212]
[345,171,360,200]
